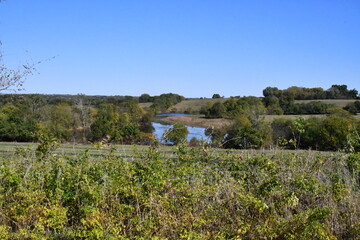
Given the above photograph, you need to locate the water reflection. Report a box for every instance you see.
[152,122,209,143]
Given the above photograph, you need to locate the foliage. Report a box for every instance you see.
[212,93,221,99]
[90,103,147,144]
[204,96,266,119]
[0,103,38,142]
[263,85,359,115]
[162,122,189,145]
[206,102,227,118]
[271,110,360,152]
[0,144,358,239]
[150,93,185,111]
[344,100,360,114]
[222,114,272,149]
[263,85,358,100]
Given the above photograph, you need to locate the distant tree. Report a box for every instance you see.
[151,93,185,111]
[20,94,47,121]
[139,93,152,103]
[0,103,38,141]
[265,97,283,115]
[223,98,239,117]
[212,94,221,99]
[344,101,360,115]
[222,114,269,149]
[326,85,358,99]
[124,101,144,123]
[199,101,213,115]
[205,126,226,147]
[73,94,92,142]
[162,122,188,145]
[39,104,73,141]
[271,118,293,147]
[206,102,226,118]
[90,104,119,142]
[139,112,154,133]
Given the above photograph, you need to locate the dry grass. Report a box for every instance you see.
[263,114,327,122]
[159,115,232,128]
[294,99,356,107]
[158,113,360,128]
[139,102,153,109]
[170,98,228,113]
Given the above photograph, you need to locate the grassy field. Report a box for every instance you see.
[138,102,153,109]
[0,141,358,239]
[157,113,359,128]
[294,99,356,107]
[168,98,357,114]
[0,142,176,159]
[170,98,228,113]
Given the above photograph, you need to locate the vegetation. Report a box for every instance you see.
[162,121,189,145]
[0,89,360,151]
[0,142,358,239]
[139,93,185,112]
[344,101,360,115]
[262,85,359,115]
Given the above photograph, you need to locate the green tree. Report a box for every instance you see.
[139,93,152,103]
[39,104,74,141]
[90,104,119,142]
[206,102,226,118]
[212,93,221,99]
[162,122,189,145]
[0,103,37,141]
[222,114,271,149]
[320,114,354,151]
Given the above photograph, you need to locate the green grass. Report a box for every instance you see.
[0,142,177,160]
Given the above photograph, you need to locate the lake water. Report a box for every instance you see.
[152,122,209,143]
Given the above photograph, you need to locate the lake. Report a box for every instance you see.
[152,122,209,143]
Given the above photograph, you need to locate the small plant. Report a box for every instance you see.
[35,132,59,160]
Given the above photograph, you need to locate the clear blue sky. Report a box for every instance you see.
[1,0,359,98]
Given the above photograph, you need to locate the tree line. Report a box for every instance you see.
[203,85,360,117]
[204,108,360,152]
[0,85,360,152]
[0,94,155,144]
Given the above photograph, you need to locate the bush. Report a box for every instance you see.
[1,146,359,238]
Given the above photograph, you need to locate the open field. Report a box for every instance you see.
[0,142,175,159]
[157,114,360,128]
[170,98,228,113]
[263,114,327,122]
[169,98,357,114]
[138,102,153,109]
[295,99,357,107]
[0,142,358,239]
[265,113,360,121]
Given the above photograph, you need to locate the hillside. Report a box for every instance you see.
[167,98,358,114]
[294,99,356,108]
[169,98,228,113]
